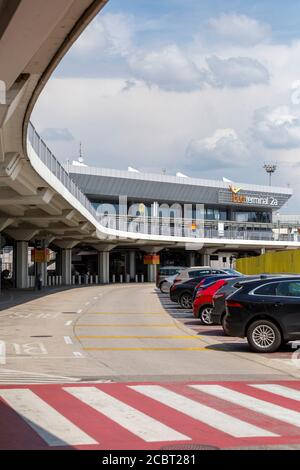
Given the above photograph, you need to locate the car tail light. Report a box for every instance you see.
[170,285,176,291]
[226,300,243,308]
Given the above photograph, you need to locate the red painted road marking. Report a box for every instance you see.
[1,381,300,449]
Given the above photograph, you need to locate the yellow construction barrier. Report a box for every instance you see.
[236,250,300,275]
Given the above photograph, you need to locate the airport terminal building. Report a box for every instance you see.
[65,163,294,280]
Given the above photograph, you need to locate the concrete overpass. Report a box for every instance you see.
[0,0,300,289]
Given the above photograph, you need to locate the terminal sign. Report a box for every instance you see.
[229,186,278,207]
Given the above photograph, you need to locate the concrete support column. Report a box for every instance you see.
[55,249,62,276]
[62,249,72,286]
[98,252,110,284]
[202,252,210,266]
[147,264,157,283]
[36,261,47,287]
[129,251,136,281]
[189,251,196,267]
[16,241,29,289]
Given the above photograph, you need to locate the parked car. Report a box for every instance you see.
[193,278,231,324]
[211,275,279,334]
[224,276,300,353]
[222,268,242,276]
[192,273,242,301]
[170,273,232,309]
[172,267,228,285]
[156,266,185,292]
[159,274,178,293]
[192,276,240,324]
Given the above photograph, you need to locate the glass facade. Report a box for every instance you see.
[92,199,272,224]
[234,211,272,223]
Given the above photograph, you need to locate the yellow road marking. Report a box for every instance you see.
[83,347,207,351]
[76,324,176,327]
[77,335,201,339]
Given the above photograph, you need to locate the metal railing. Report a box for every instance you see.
[28,122,98,219]
[27,122,300,243]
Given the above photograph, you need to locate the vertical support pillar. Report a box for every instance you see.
[129,251,136,281]
[55,249,62,276]
[189,251,196,267]
[202,252,210,266]
[98,252,110,284]
[16,241,29,289]
[62,248,72,286]
[36,261,47,287]
[147,264,157,283]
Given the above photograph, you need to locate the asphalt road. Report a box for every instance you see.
[1,284,300,450]
[0,283,299,382]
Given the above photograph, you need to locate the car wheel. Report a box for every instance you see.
[247,320,282,353]
[180,293,193,309]
[221,314,230,336]
[199,306,214,325]
[160,281,169,293]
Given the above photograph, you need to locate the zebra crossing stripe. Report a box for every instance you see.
[192,385,300,429]
[0,389,97,446]
[130,385,277,438]
[251,383,300,401]
[64,386,190,443]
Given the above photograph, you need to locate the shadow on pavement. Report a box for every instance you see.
[0,286,87,312]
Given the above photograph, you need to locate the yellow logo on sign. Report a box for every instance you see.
[229,185,242,194]
[229,184,246,203]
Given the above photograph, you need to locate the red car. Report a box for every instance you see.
[193,279,229,325]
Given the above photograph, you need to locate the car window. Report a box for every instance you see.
[276,281,300,297]
[189,270,211,278]
[254,283,280,296]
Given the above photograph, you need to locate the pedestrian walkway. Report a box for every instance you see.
[1,381,300,449]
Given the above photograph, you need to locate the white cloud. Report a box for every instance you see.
[40,128,74,141]
[185,129,249,170]
[208,13,271,45]
[128,48,269,91]
[73,13,134,57]
[252,106,300,149]
[128,45,203,91]
[206,55,269,87]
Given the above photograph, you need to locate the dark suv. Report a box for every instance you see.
[211,275,279,334]
[225,276,300,353]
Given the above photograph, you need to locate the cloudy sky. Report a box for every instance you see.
[32,0,300,212]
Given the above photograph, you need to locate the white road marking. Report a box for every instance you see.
[192,385,300,429]
[251,384,300,401]
[0,389,97,446]
[0,341,6,365]
[65,321,73,326]
[64,386,189,442]
[77,310,82,314]
[73,352,83,358]
[64,336,73,345]
[131,385,277,438]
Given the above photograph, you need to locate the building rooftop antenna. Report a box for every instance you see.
[78,142,84,164]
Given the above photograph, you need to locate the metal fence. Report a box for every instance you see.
[28,122,98,218]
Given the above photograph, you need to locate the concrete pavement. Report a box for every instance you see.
[1,283,300,450]
[0,283,299,382]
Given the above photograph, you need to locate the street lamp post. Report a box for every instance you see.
[263,163,277,186]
